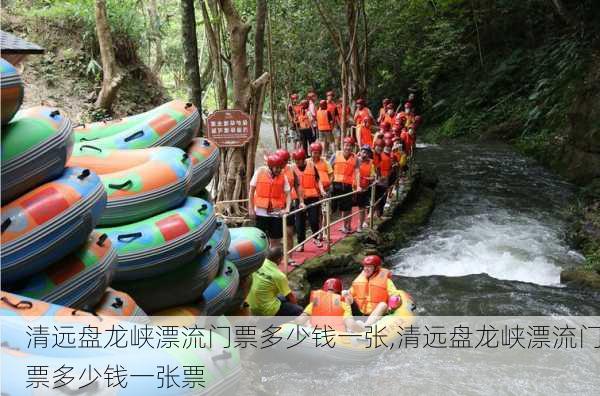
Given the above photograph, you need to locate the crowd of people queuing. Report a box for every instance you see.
[244,91,420,328]
[248,90,422,251]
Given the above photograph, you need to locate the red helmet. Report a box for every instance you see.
[275,149,290,163]
[362,255,382,267]
[266,154,284,168]
[292,148,306,160]
[290,93,299,100]
[356,98,366,106]
[322,278,343,294]
[301,99,309,109]
[319,99,327,109]
[326,90,335,97]
[374,138,385,148]
[310,142,323,153]
[404,102,412,109]
[343,136,355,146]
[383,98,391,105]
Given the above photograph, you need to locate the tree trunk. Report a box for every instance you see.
[346,0,360,100]
[214,0,269,215]
[94,0,123,112]
[180,0,203,133]
[147,0,164,76]
[201,0,227,109]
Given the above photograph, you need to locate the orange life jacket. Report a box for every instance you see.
[293,162,319,199]
[292,104,303,120]
[351,268,391,315]
[354,108,372,127]
[309,290,346,331]
[358,125,373,147]
[326,101,338,123]
[383,114,394,126]
[316,109,332,132]
[380,152,392,178]
[333,151,356,186]
[254,167,286,210]
[284,165,298,200]
[298,110,311,129]
[309,158,331,190]
[373,153,381,168]
[359,160,373,188]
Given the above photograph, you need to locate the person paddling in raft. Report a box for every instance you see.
[294,278,364,333]
[344,255,403,326]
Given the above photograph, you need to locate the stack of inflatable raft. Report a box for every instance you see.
[1,57,268,322]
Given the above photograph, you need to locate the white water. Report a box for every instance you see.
[389,144,580,287]
[391,212,567,285]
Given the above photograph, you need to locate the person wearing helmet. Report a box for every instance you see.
[378,98,391,124]
[316,99,335,156]
[247,246,303,317]
[292,148,326,250]
[329,137,357,234]
[355,144,376,231]
[296,99,315,154]
[294,278,364,332]
[345,255,403,323]
[325,91,341,150]
[307,142,333,245]
[373,140,393,216]
[400,101,416,129]
[357,117,373,148]
[354,98,374,129]
[248,152,292,248]
[307,91,318,120]
[277,149,305,260]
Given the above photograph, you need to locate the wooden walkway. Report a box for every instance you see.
[279,207,364,273]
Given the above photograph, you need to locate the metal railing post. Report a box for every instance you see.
[369,183,376,229]
[325,200,332,253]
[282,214,288,273]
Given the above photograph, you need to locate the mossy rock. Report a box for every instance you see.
[561,269,600,290]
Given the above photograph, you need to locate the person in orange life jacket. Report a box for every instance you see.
[291,148,326,251]
[383,140,397,210]
[294,278,364,332]
[372,139,390,217]
[378,98,392,124]
[316,99,335,156]
[287,93,301,128]
[296,99,315,154]
[355,145,376,231]
[395,113,407,129]
[277,149,305,261]
[357,117,374,148]
[407,127,416,155]
[402,102,416,128]
[382,103,395,127]
[329,137,357,234]
[309,142,333,243]
[354,98,374,128]
[325,91,341,150]
[249,153,293,248]
[345,255,403,323]
[400,127,412,156]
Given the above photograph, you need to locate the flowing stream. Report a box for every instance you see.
[389,143,600,315]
